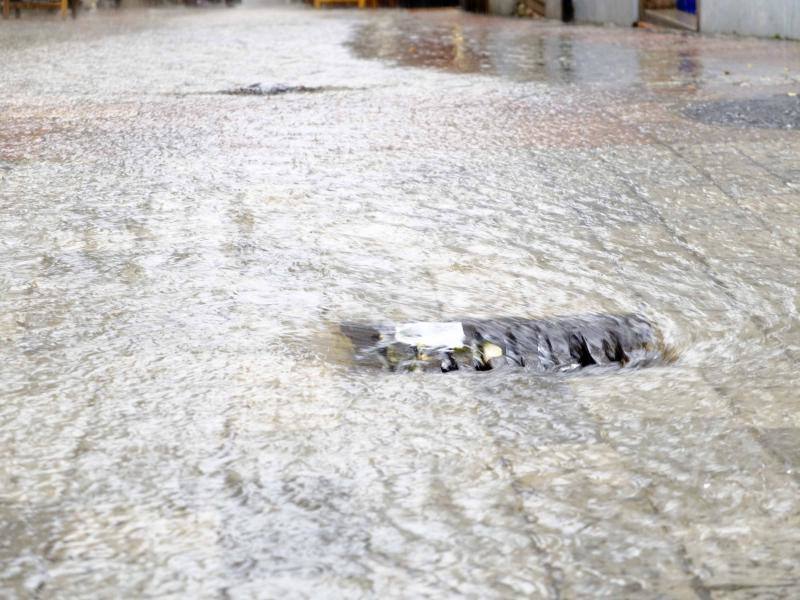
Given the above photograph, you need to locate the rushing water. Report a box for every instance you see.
[1,4,800,597]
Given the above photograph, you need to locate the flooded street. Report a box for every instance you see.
[2,3,800,597]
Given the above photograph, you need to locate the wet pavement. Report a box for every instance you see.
[2,3,800,598]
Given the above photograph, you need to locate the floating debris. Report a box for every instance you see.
[340,314,669,373]
[684,95,800,130]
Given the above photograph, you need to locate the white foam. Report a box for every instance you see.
[395,322,465,349]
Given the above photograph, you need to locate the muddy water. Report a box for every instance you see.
[1,4,800,598]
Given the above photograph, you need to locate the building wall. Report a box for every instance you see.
[489,0,638,23]
[700,0,800,39]
[573,0,639,26]
[489,0,800,40]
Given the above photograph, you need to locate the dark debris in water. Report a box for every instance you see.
[341,314,672,374]
[222,83,347,96]
[684,95,800,130]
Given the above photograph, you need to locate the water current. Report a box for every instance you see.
[1,4,799,597]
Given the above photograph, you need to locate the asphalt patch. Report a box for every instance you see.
[684,95,800,130]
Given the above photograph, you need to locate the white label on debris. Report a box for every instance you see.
[395,322,465,349]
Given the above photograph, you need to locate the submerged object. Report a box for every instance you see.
[224,83,318,96]
[223,83,344,96]
[340,314,667,373]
